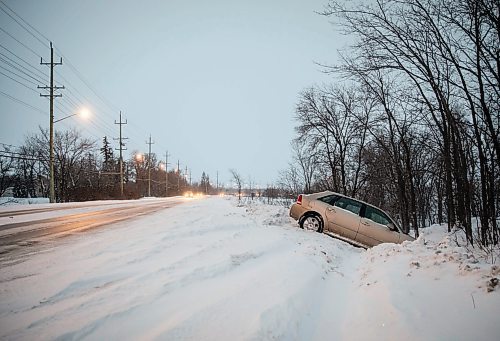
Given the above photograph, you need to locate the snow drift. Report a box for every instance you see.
[0,196,498,340]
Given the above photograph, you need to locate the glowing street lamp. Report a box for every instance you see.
[53,108,91,123]
[135,153,144,162]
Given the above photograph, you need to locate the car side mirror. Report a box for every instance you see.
[387,223,397,231]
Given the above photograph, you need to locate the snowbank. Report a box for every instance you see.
[0,197,49,206]
[0,196,498,340]
[344,225,499,340]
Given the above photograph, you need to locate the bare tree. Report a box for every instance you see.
[0,145,14,196]
[320,0,499,244]
[230,169,243,201]
[295,85,372,197]
[278,163,302,196]
[24,127,96,202]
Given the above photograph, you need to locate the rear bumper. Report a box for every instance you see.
[289,203,306,221]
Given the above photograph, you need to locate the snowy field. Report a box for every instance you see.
[0,196,499,340]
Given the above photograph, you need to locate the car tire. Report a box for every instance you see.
[299,213,324,233]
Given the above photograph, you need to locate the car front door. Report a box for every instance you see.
[356,205,401,247]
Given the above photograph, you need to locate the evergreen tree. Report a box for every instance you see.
[100,136,114,171]
[200,171,211,194]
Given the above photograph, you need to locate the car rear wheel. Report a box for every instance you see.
[300,214,323,233]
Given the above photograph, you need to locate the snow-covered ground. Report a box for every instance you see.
[0,196,498,340]
[0,197,49,205]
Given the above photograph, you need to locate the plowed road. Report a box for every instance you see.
[0,198,184,261]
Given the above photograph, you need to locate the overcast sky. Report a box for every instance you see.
[0,0,344,187]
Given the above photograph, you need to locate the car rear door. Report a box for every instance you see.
[356,205,401,247]
[324,196,362,240]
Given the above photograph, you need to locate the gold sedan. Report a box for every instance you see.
[290,191,415,248]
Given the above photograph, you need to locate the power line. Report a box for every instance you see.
[0,69,38,92]
[0,153,47,162]
[0,4,185,173]
[55,48,121,113]
[0,90,45,114]
[54,100,75,116]
[0,1,48,48]
[0,12,129,162]
[0,6,127,149]
[66,97,117,135]
[0,44,47,80]
[51,50,136,142]
[0,55,45,83]
[0,51,47,82]
[0,6,118,140]
[0,26,41,57]
[0,1,51,42]
[0,63,39,86]
[53,70,121,134]
[51,100,114,140]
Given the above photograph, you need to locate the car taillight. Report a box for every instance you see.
[297,194,303,205]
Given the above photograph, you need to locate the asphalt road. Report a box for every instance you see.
[0,198,184,262]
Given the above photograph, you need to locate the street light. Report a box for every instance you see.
[135,153,144,162]
[53,108,90,123]
[49,108,90,203]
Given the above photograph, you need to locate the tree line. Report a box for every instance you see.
[280,0,498,246]
[0,127,217,201]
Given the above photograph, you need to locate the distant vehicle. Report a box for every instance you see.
[184,191,204,198]
[289,191,414,248]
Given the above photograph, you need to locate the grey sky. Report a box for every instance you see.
[0,0,343,187]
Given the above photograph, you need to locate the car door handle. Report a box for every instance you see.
[361,221,370,226]
[327,207,336,212]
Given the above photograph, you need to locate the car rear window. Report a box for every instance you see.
[334,197,362,215]
[318,195,340,206]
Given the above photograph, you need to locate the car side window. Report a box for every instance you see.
[364,206,391,226]
[334,197,362,215]
[318,195,339,206]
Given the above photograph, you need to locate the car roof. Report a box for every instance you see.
[306,191,374,209]
[305,191,402,230]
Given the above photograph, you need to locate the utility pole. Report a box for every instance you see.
[38,42,63,203]
[165,151,170,197]
[146,135,154,197]
[189,169,192,187]
[216,171,219,192]
[205,171,208,194]
[114,111,128,198]
[177,160,180,194]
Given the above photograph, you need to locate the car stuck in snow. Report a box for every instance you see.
[290,191,414,248]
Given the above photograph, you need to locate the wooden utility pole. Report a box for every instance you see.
[177,160,180,194]
[146,135,154,197]
[185,165,188,187]
[38,42,63,203]
[165,151,170,197]
[114,111,128,198]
